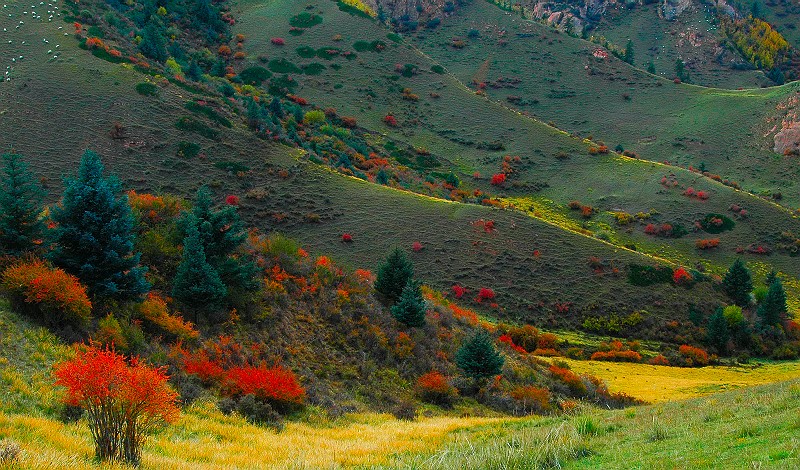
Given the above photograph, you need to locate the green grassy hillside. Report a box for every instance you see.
[387,378,800,469]
[1,0,799,332]
[413,0,800,208]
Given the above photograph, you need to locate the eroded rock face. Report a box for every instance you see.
[661,0,692,20]
[774,123,800,155]
[363,0,458,23]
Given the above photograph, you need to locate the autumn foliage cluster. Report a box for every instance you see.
[2,258,92,325]
[53,345,179,465]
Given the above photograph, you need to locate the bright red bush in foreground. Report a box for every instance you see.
[53,345,179,464]
[271,37,285,45]
[223,365,306,408]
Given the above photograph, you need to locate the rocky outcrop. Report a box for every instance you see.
[661,0,692,21]
[363,0,459,23]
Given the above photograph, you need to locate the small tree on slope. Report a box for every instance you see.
[757,278,788,328]
[391,279,426,327]
[172,216,227,316]
[722,259,753,307]
[456,330,504,382]
[0,153,44,255]
[375,247,414,302]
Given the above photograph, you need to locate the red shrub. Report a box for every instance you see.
[590,350,642,362]
[218,45,232,56]
[477,287,495,302]
[451,284,466,299]
[449,303,478,325]
[182,352,225,384]
[673,267,693,285]
[54,345,179,463]
[225,195,240,206]
[85,37,104,49]
[412,241,423,252]
[416,371,456,404]
[270,37,285,46]
[490,173,506,186]
[498,334,527,354]
[341,233,353,243]
[383,114,398,127]
[223,365,305,408]
[684,187,695,197]
[2,258,92,325]
[644,223,658,235]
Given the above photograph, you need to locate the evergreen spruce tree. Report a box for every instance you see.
[172,216,227,313]
[187,61,202,81]
[706,308,729,354]
[765,270,778,287]
[757,278,787,327]
[49,150,149,301]
[646,61,656,74]
[181,187,256,291]
[268,97,285,119]
[0,153,44,255]
[624,39,635,65]
[139,23,168,63]
[391,279,426,327]
[722,259,753,307]
[456,330,504,381]
[374,248,414,302]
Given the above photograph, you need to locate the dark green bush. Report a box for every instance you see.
[238,66,272,86]
[268,58,301,74]
[135,82,159,97]
[175,117,220,141]
[628,264,673,286]
[289,12,322,28]
[176,141,201,159]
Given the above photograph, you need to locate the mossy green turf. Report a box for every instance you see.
[0,0,798,327]
[233,0,800,301]
[383,378,800,469]
[412,0,800,208]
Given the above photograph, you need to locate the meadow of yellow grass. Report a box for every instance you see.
[562,358,800,403]
[0,405,508,469]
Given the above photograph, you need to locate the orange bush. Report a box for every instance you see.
[126,191,184,225]
[679,344,709,366]
[2,258,91,325]
[549,364,587,395]
[696,238,720,250]
[648,354,670,366]
[590,350,642,362]
[139,293,198,341]
[510,385,551,413]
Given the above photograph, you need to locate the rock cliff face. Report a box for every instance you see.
[661,0,692,21]
[363,0,460,24]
